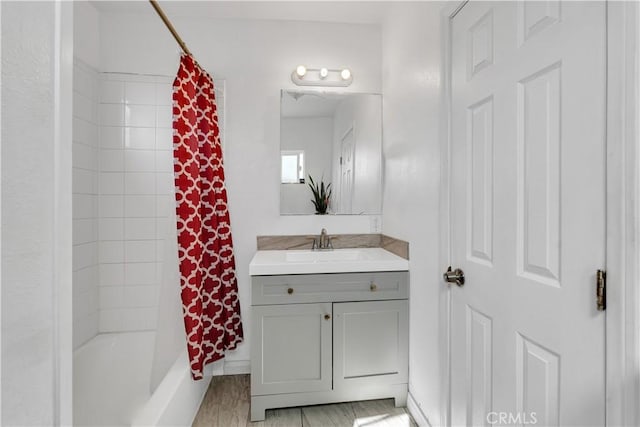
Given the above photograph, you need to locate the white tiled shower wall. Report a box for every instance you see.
[73,60,100,349]
[97,73,174,333]
[73,66,226,337]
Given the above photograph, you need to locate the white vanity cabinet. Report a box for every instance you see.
[250,271,409,421]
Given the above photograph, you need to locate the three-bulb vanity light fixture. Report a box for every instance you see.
[291,65,353,87]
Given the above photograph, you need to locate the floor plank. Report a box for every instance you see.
[301,402,357,427]
[193,374,250,427]
[217,376,251,426]
[351,399,417,427]
[194,374,417,427]
[247,407,303,427]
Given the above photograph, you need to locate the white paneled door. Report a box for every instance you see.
[340,125,355,214]
[450,2,606,426]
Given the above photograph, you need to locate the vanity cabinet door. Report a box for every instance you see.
[251,303,332,396]
[333,300,409,390]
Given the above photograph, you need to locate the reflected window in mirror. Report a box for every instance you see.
[281,150,305,184]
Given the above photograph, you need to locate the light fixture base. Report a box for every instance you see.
[291,68,353,87]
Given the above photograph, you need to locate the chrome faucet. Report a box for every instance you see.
[312,228,333,250]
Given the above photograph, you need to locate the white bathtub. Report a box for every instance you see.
[73,331,210,426]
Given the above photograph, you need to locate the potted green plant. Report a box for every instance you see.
[308,174,332,215]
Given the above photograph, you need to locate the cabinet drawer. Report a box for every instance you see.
[251,271,408,305]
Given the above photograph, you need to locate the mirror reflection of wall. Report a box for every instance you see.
[280,112,333,214]
[280,90,382,215]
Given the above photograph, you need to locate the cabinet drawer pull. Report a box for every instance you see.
[370,283,378,291]
[287,287,294,295]
[324,314,331,320]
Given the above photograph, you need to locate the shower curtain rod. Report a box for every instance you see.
[149,0,192,56]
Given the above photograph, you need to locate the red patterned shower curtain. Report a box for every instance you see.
[173,54,243,380]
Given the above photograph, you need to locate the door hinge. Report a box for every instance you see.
[596,269,606,311]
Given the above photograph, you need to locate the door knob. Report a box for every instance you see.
[443,266,465,286]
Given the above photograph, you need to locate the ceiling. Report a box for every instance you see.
[90,1,391,25]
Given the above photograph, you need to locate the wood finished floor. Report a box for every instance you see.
[192,375,417,427]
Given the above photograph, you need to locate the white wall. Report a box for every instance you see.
[73,0,101,350]
[381,3,444,425]
[280,117,333,214]
[72,60,100,348]
[2,1,73,424]
[72,0,101,351]
[74,0,100,70]
[99,10,383,362]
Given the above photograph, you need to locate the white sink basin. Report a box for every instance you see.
[249,248,409,275]
[284,250,362,263]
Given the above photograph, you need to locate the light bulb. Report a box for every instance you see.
[319,68,329,79]
[296,65,307,78]
[340,68,351,80]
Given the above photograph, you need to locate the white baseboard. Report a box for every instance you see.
[203,359,250,377]
[407,391,432,427]
[203,359,224,377]
[223,359,251,375]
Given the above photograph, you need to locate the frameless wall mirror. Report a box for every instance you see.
[280,90,382,215]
